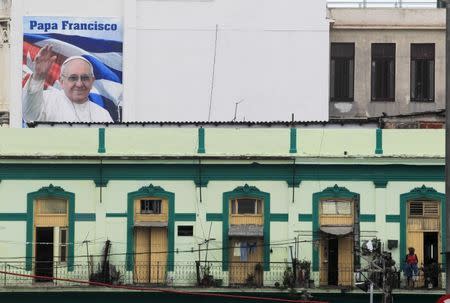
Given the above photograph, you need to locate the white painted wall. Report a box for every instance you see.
[0,0,10,114]
[9,0,329,126]
[0,44,8,112]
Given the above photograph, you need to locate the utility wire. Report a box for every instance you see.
[207,24,219,121]
[0,270,329,303]
[0,239,318,260]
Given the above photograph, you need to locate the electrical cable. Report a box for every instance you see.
[0,270,329,303]
[0,239,315,260]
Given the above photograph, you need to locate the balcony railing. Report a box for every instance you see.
[0,260,291,288]
[0,260,443,289]
[327,0,440,8]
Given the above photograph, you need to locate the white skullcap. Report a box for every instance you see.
[61,56,94,75]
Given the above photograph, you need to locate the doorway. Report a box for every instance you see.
[228,237,264,285]
[35,227,54,282]
[134,227,167,284]
[327,238,338,286]
[424,232,438,265]
[424,232,439,288]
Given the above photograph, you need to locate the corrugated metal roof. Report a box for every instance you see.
[25,109,444,128]
[27,118,379,128]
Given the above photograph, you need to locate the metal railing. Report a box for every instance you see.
[327,0,439,8]
[0,260,293,288]
[356,262,443,289]
[1,260,443,289]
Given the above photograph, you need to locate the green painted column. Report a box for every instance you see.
[375,128,383,155]
[198,128,205,154]
[98,128,106,153]
[289,128,297,153]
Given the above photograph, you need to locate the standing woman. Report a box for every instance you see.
[404,247,419,288]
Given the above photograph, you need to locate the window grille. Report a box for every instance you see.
[36,199,67,214]
[321,200,352,215]
[231,198,262,215]
[409,201,438,217]
[371,43,396,101]
[410,43,435,102]
[140,199,162,214]
[330,43,355,101]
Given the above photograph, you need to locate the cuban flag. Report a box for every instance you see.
[22,17,123,122]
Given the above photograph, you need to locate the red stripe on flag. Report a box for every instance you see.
[22,42,67,88]
[22,73,31,88]
[22,41,41,64]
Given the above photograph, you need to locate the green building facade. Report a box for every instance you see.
[0,127,444,288]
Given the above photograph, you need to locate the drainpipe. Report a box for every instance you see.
[445,0,450,293]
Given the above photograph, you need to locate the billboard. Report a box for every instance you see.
[11,0,329,126]
[22,16,123,124]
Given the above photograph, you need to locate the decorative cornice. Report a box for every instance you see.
[137,184,166,195]
[408,184,438,196]
[231,184,262,195]
[321,184,351,196]
[36,184,67,195]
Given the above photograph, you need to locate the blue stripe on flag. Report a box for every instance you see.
[83,54,122,83]
[24,33,122,53]
[89,93,104,108]
[89,94,120,122]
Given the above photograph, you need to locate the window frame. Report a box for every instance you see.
[177,225,194,237]
[35,199,68,215]
[330,42,355,102]
[139,199,162,215]
[371,43,396,102]
[408,200,439,218]
[410,43,435,102]
[59,228,68,263]
[320,199,353,216]
[230,198,263,215]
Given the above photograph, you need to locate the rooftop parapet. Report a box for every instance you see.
[0,128,443,160]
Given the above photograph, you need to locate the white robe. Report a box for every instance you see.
[22,77,113,123]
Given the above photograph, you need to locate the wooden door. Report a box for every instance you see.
[319,237,328,285]
[150,227,167,283]
[338,236,353,286]
[228,237,263,285]
[134,227,167,284]
[134,227,150,283]
[406,231,424,288]
[407,231,424,265]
